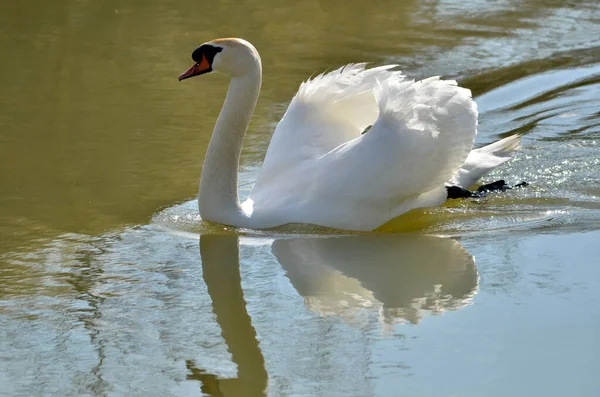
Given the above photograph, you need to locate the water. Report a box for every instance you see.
[1,0,600,396]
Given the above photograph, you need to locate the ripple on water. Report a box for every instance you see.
[153,58,600,239]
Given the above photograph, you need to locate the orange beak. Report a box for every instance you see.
[179,54,211,81]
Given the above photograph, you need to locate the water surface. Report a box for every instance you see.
[1,0,600,396]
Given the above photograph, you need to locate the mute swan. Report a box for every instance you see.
[179,38,522,231]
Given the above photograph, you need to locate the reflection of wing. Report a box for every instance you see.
[272,234,478,325]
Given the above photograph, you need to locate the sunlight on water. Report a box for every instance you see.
[2,0,600,396]
[152,61,600,238]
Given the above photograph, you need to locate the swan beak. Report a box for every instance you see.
[179,55,212,81]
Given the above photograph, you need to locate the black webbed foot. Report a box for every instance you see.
[446,180,528,200]
[472,179,512,197]
[446,186,474,199]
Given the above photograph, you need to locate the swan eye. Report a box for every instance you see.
[179,44,223,81]
[192,44,223,65]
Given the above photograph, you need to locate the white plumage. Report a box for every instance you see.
[180,38,521,231]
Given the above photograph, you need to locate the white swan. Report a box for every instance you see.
[179,38,521,231]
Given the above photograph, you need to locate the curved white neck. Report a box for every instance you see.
[198,64,262,226]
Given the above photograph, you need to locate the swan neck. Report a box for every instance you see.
[199,67,261,225]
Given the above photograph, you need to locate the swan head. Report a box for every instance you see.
[179,38,260,80]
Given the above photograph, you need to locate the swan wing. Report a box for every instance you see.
[315,76,478,199]
[248,76,478,230]
[254,64,402,185]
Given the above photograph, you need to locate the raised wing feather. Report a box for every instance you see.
[248,67,478,230]
[253,64,402,189]
[313,77,478,201]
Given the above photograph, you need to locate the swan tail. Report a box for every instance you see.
[474,133,522,158]
[452,134,522,188]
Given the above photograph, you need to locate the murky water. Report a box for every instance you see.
[1,0,600,396]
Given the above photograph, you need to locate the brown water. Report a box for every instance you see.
[1,0,600,396]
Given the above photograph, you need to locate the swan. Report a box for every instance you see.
[179,38,522,231]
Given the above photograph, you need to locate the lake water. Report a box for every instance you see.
[1,0,600,396]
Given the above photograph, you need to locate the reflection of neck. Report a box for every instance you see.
[198,66,261,226]
[200,235,267,393]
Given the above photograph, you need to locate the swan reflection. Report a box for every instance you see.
[273,234,478,325]
[194,233,476,395]
[193,235,268,397]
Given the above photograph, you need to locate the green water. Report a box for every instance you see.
[1,0,600,396]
